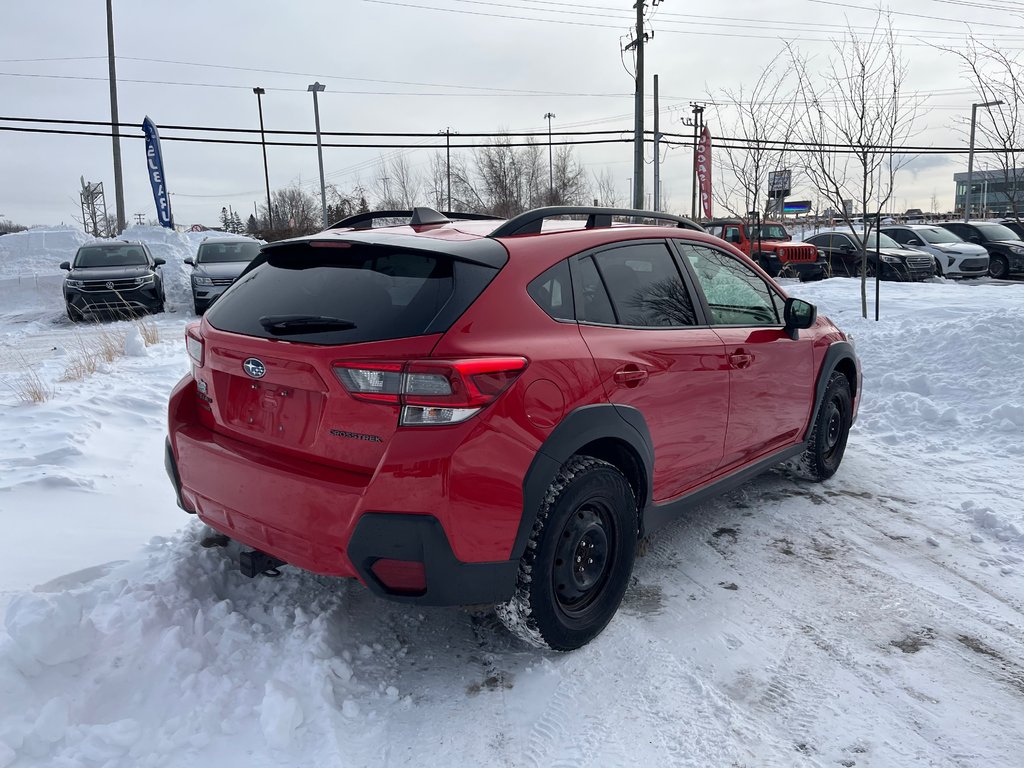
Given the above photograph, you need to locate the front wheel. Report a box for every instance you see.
[989,255,1009,279]
[791,372,852,481]
[496,456,637,651]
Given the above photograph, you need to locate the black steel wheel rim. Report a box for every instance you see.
[552,500,615,616]
[823,398,844,459]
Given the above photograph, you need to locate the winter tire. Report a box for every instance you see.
[496,456,638,651]
[792,371,852,482]
[989,255,1009,279]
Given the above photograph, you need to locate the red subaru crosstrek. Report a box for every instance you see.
[166,206,860,651]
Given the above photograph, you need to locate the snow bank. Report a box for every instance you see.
[0,226,260,318]
[0,228,92,280]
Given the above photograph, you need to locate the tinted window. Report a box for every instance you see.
[916,227,962,244]
[528,260,574,321]
[884,228,911,244]
[575,256,616,324]
[206,245,463,345]
[682,244,780,326]
[974,223,1020,241]
[753,224,788,240]
[74,245,149,268]
[593,243,697,327]
[722,226,742,244]
[197,241,262,264]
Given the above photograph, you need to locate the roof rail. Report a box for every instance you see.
[328,207,502,230]
[488,206,703,238]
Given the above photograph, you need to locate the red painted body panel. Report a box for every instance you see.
[167,218,859,585]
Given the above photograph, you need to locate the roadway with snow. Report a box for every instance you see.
[0,227,1022,767]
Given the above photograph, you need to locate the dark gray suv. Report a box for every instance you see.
[61,242,165,321]
[184,238,262,314]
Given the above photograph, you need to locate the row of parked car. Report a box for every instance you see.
[59,238,262,321]
[706,218,1024,281]
[58,217,1024,322]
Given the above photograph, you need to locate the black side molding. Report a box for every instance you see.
[805,340,859,440]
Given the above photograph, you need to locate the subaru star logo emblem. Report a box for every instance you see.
[105,281,115,289]
[243,358,266,379]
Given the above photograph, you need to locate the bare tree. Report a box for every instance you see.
[593,168,622,207]
[945,38,1024,222]
[787,13,919,318]
[709,61,798,221]
[260,185,320,238]
[372,154,422,210]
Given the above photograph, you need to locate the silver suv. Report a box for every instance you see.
[184,238,262,314]
[881,224,989,278]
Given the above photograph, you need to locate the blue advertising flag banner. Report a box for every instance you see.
[142,116,174,229]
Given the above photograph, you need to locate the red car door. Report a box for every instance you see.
[675,241,815,471]
[572,241,731,502]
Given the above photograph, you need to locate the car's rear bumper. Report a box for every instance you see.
[165,374,525,605]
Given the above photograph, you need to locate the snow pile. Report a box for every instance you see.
[1,275,1024,766]
[0,227,92,279]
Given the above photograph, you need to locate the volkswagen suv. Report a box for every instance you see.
[165,206,860,651]
[61,241,165,321]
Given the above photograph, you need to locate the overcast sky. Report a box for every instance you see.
[0,0,1014,227]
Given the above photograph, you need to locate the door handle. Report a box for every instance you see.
[613,365,649,387]
[729,352,753,369]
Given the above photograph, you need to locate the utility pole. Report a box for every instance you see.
[105,0,125,234]
[653,75,661,212]
[682,102,705,219]
[439,127,455,210]
[307,82,327,229]
[624,0,649,210]
[253,87,273,230]
[544,112,556,205]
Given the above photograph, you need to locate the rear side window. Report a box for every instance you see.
[528,260,574,321]
[592,243,697,327]
[205,244,478,345]
[575,257,616,324]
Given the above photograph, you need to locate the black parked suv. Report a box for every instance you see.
[61,242,166,321]
[184,238,262,314]
[804,230,935,281]
[938,221,1024,279]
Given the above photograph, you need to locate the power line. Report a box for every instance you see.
[2,121,1018,155]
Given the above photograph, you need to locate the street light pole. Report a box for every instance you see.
[253,87,273,231]
[307,82,328,229]
[965,99,1003,222]
[544,112,556,204]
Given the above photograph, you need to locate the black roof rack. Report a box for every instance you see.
[488,206,703,238]
[329,207,502,230]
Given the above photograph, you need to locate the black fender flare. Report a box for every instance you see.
[805,340,859,440]
[512,404,654,562]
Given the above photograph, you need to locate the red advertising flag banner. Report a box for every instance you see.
[696,126,713,219]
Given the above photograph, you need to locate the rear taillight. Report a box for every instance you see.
[185,325,204,366]
[333,357,528,426]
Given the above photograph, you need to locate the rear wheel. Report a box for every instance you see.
[496,456,637,651]
[791,372,852,481]
[989,255,1009,279]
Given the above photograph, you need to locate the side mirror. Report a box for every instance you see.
[154,257,166,266]
[783,297,817,340]
[183,257,194,266]
[906,238,921,246]
[728,233,742,244]
[59,261,71,271]
[968,235,982,244]
[839,244,855,255]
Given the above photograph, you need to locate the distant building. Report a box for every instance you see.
[953,168,1024,217]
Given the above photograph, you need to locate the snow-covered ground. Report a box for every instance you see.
[1,228,1023,767]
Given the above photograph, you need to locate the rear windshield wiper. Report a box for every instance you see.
[258,314,357,334]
